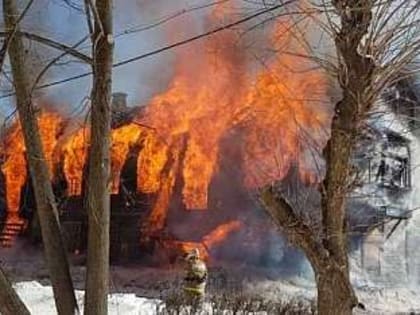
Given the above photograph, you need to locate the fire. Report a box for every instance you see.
[160,220,241,262]
[39,112,65,174]
[242,50,328,188]
[202,220,242,249]
[61,126,90,196]
[110,123,143,193]
[134,7,328,210]
[137,2,249,210]
[136,133,168,194]
[1,121,26,222]
[1,111,63,222]
[143,147,180,234]
[61,122,149,195]
[0,4,330,256]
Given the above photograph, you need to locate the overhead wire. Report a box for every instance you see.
[0,0,297,100]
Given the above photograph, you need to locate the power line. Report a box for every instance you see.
[0,0,296,100]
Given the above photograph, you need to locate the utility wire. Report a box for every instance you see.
[0,0,296,100]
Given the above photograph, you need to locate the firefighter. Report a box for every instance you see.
[183,248,207,310]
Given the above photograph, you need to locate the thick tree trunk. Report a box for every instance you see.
[320,104,356,274]
[262,2,375,315]
[318,0,375,310]
[260,185,358,315]
[0,267,30,315]
[320,0,375,270]
[84,0,113,314]
[2,1,78,314]
[316,269,355,315]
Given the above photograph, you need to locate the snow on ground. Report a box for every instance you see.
[13,281,161,315]
[246,276,420,314]
[11,279,420,315]
[3,246,420,314]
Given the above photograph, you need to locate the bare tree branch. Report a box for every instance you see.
[0,0,35,72]
[0,31,92,63]
[29,36,89,95]
[0,0,297,99]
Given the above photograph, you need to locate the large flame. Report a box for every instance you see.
[137,4,249,211]
[1,111,63,222]
[136,133,168,194]
[111,123,143,193]
[62,126,90,196]
[0,6,329,254]
[135,7,329,210]
[1,121,26,222]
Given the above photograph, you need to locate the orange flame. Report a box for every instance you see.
[0,8,330,254]
[110,123,143,193]
[135,9,329,212]
[141,135,185,237]
[202,220,242,249]
[137,133,168,194]
[1,122,26,221]
[160,220,241,262]
[61,126,90,196]
[137,3,249,211]
[1,111,63,221]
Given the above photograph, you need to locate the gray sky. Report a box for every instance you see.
[0,0,271,118]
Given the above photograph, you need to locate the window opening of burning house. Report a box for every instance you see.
[359,129,411,190]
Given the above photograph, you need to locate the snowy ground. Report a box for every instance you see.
[10,278,420,315]
[14,281,161,315]
[3,230,420,314]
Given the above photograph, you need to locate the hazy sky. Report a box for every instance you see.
[0,0,270,117]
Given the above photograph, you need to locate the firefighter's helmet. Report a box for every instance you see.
[185,248,200,261]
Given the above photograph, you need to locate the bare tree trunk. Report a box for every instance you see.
[256,2,376,314]
[321,6,374,269]
[260,187,359,315]
[317,0,374,310]
[0,267,30,315]
[2,1,78,314]
[84,0,113,314]
[316,268,355,315]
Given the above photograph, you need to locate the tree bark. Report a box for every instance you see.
[2,1,78,314]
[260,187,359,315]
[317,0,374,311]
[84,0,113,314]
[320,0,375,273]
[316,269,355,315]
[0,267,30,315]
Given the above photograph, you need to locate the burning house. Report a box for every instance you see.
[0,87,414,269]
[0,1,418,281]
[0,4,334,269]
[0,89,319,266]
